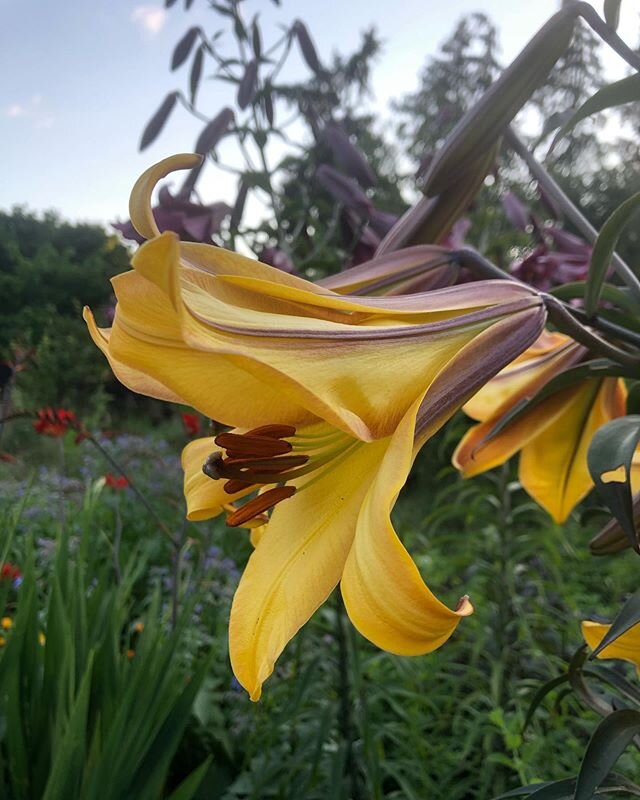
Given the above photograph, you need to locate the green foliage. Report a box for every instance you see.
[0,208,129,411]
[0,488,211,800]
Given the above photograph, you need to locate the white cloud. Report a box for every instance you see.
[3,98,54,128]
[6,104,25,118]
[131,5,167,36]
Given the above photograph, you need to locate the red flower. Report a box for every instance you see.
[1,563,21,581]
[181,412,201,437]
[105,473,129,490]
[33,408,79,437]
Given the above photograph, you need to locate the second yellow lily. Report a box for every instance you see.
[454,332,627,523]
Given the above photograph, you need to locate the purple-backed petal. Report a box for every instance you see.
[503,191,531,231]
[315,165,371,215]
[545,226,591,256]
[320,122,376,188]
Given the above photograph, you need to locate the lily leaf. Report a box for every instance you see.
[171,26,201,71]
[575,710,640,800]
[140,92,178,151]
[587,416,640,553]
[591,589,640,658]
[189,44,204,106]
[551,73,640,152]
[494,774,640,798]
[585,192,640,317]
[523,673,571,731]
[550,282,640,316]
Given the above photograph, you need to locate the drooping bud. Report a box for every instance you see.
[315,165,371,216]
[377,141,499,254]
[319,122,376,188]
[422,7,576,196]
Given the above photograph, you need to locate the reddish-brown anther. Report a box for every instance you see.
[244,425,296,439]
[214,432,293,457]
[226,486,296,527]
[223,455,310,473]
[224,479,257,495]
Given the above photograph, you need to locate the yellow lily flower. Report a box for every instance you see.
[453,332,627,523]
[85,154,548,699]
[85,154,545,443]
[582,620,640,670]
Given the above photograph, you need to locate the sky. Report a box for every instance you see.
[1,0,637,228]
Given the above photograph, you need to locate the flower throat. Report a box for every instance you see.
[202,424,357,527]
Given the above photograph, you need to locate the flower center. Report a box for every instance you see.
[202,424,355,527]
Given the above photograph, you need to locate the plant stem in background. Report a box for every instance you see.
[335,591,363,800]
[171,519,188,631]
[84,434,179,548]
[112,495,123,585]
[505,127,640,302]
[57,436,66,530]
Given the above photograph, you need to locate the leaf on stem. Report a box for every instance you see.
[585,192,640,316]
[140,92,179,151]
[550,73,640,152]
[587,416,640,553]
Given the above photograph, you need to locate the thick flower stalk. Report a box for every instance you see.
[85,154,547,698]
[453,332,627,523]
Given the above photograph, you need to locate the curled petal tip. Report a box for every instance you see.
[455,595,474,616]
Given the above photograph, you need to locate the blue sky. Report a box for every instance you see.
[1,0,636,227]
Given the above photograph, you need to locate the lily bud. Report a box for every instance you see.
[422,7,576,196]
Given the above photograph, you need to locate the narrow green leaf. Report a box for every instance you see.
[586,193,640,316]
[165,757,213,800]
[523,674,571,731]
[588,416,640,552]
[551,281,640,316]
[591,588,640,657]
[551,73,640,151]
[575,710,640,800]
[171,27,201,70]
[42,653,94,800]
[189,44,204,106]
[140,92,179,151]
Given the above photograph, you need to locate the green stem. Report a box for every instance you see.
[452,249,640,363]
[505,127,640,302]
[85,434,179,548]
[113,497,123,585]
[335,591,362,800]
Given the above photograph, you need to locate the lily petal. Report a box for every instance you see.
[84,307,185,404]
[461,332,579,422]
[582,620,640,669]
[129,153,203,240]
[519,377,627,523]
[228,423,389,701]
[98,238,314,429]
[341,397,472,655]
